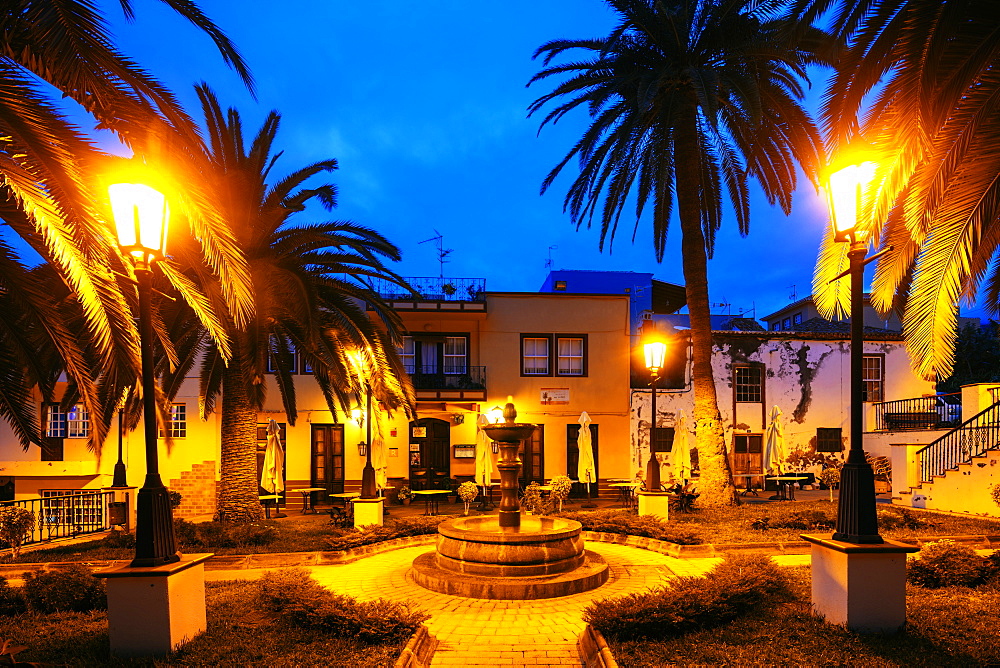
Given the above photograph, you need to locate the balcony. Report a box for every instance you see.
[408,365,486,402]
[367,276,487,312]
[873,393,962,431]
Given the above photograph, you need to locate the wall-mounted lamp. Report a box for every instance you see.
[491,442,499,455]
[487,405,504,425]
[358,442,367,457]
[453,413,465,425]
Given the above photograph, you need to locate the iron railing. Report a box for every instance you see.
[992,386,1000,405]
[407,365,486,390]
[0,490,116,549]
[917,401,1000,482]
[873,393,962,431]
[367,276,486,302]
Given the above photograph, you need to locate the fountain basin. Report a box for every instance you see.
[410,516,609,599]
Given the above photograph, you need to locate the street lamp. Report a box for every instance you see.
[348,352,376,499]
[825,159,883,544]
[109,182,180,567]
[643,339,667,492]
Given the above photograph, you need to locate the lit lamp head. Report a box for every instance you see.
[350,405,364,426]
[644,339,668,374]
[487,405,504,424]
[108,183,169,267]
[825,160,877,244]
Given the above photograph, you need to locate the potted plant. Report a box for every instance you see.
[441,282,457,296]
[549,475,573,512]
[819,467,841,502]
[457,481,478,516]
[398,485,414,505]
[522,482,542,514]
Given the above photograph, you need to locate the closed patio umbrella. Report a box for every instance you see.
[577,411,597,507]
[763,405,786,475]
[671,410,692,484]
[372,437,388,492]
[261,419,285,494]
[475,414,495,509]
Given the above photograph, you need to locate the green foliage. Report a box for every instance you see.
[992,484,1000,509]
[937,322,1000,393]
[907,540,988,588]
[584,553,791,640]
[877,507,936,531]
[397,485,414,502]
[256,568,427,643]
[0,506,34,558]
[21,565,106,613]
[750,510,836,532]
[101,527,135,550]
[819,466,841,488]
[558,509,702,545]
[174,519,277,549]
[168,490,183,508]
[325,516,446,551]
[549,475,573,501]
[456,481,478,503]
[522,482,542,513]
[0,577,25,616]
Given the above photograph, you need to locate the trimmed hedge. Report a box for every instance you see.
[584,553,791,640]
[22,564,106,613]
[174,519,277,549]
[324,516,447,551]
[907,540,991,588]
[256,568,427,643]
[557,509,703,545]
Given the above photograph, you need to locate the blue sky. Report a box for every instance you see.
[103,1,900,321]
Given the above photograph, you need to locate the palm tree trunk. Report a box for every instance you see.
[674,111,736,507]
[217,361,264,522]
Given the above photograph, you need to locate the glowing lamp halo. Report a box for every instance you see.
[108,183,169,263]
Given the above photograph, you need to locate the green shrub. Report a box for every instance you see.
[749,510,835,532]
[557,509,703,545]
[0,506,35,559]
[22,564,106,613]
[0,576,26,616]
[174,518,200,546]
[175,520,278,549]
[101,527,135,550]
[325,516,446,551]
[584,553,791,640]
[256,568,427,643]
[878,507,936,530]
[168,490,183,509]
[907,540,987,588]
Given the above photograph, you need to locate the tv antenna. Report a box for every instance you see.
[788,284,797,301]
[419,230,452,278]
[545,245,557,269]
[711,300,731,315]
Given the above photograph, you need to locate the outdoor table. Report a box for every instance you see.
[610,482,638,509]
[258,494,283,519]
[412,489,450,516]
[731,474,764,497]
[291,487,325,514]
[766,476,809,501]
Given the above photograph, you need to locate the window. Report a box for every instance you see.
[733,364,763,403]
[816,428,843,452]
[522,337,550,375]
[782,317,791,329]
[651,426,675,453]
[400,336,416,374]
[44,404,89,439]
[771,321,781,331]
[267,337,297,374]
[443,336,467,374]
[554,280,567,291]
[557,337,584,375]
[167,403,187,438]
[521,334,588,376]
[793,312,803,325]
[862,355,884,402]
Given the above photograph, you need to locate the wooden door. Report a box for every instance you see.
[519,425,544,488]
[311,424,345,495]
[730,433,763,474]
[409,418,450,487]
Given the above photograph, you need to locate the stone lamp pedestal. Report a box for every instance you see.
[801,534,919,632]
[637,491,670,519]
[97,553,212,656]
[353,497,384,528]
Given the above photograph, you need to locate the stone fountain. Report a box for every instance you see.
[411,400,608,599]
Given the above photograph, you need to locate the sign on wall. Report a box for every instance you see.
[541,388,570,405]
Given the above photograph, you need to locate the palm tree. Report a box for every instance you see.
[801,0,1000,380]
[0,0,255,448]
[529,0,829,505]
[159,86,415,522]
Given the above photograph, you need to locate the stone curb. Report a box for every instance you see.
[394,623,437,668]
[578,624,618,668]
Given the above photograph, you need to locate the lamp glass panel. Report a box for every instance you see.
[644,341,667,370]
[826,162,876,240]
[108,183,169,255]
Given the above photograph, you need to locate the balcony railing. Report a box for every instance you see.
[1,490,116,549]
[873,393,962,431]
[407,365,486,390]
[368,276,486,302]
[917,400,1000,482]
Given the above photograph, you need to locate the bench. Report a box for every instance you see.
[883,412,940,430]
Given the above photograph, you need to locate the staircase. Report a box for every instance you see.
[896,400,1000,516]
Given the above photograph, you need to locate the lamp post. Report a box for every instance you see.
[109,183,180,567]
[643,339,667,492]
[348,351,376,499]
[825,160,883,544]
